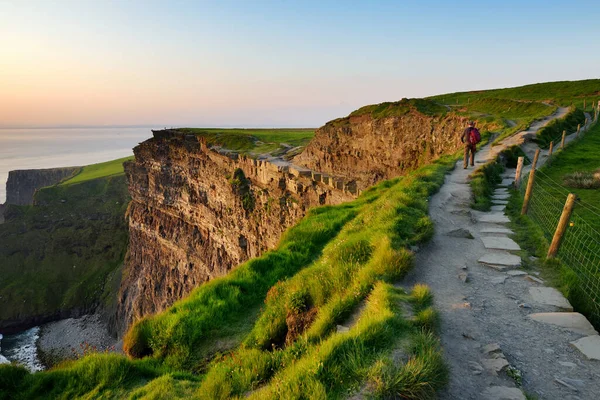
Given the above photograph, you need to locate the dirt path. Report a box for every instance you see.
[403,111,600,400]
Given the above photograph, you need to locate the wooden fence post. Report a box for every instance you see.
[561,130,566,149]
[548,141,554,163]
[577,123,581,137]
[521,149,540,215]
[547,193,577,258]
[515,156,524,188]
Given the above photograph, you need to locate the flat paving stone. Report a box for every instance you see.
[494,188,509,193]
[491,200,509,205]
[491,194,511,200]
[529,312,598,335]
[481,236,521,251]
[480,227,514,235]
[481,386,525,400]
[498,178,515,187]
[478,253,521,269]
[529,287,573,311]
[479,213,510,224]
[490,205,506,212]
[506,270,528,276]
[571,335,600,360]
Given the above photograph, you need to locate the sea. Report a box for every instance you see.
[0,127,157,204]
[0,126,156,370]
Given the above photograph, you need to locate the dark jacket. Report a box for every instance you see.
[461,127,474,144]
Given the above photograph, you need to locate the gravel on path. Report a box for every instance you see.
[402,114,600,399]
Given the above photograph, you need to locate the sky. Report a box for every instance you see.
[1,0,599,128]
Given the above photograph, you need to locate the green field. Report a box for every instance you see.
[505,120,600,329]
[0,151,457,399]
[176,128,315,157]
[60,156,133,185]
[429,79,600,110]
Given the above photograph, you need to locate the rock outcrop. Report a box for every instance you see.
[116,130,354,333]
[294,106,496,190]
[5,167,79,206]
[117,102,499,333]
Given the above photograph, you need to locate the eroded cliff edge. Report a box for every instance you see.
[294,99,495,190]
[116,130,354,332]
[116,100,497,334]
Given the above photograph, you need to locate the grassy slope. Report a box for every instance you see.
[429,80,600,146]
[0,152,457,399]
[61,156,134,185]
[429,79,600,109]
[0,160,131,329]
[176,128,315,157]
[506,121,600,328]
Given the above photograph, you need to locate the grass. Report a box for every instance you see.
[0,151,456,399]
[535,107,586,148]
[175,128,315,157]
[0,155,134,335]
[348,98,448,119]
[469,161,504,211]
[429,79,600,109]
[60,156,133,185]
[0,175,130,332]
[506,120,600,329]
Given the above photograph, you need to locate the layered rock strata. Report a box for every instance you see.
[294,110,494,190]
[116,130,354,332]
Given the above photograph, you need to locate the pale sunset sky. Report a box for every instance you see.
[1,0,599,128]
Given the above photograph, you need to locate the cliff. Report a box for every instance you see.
[0,174,129,334]
[5,167,80,206]
[116,130,355,333]
[293,99,496,190]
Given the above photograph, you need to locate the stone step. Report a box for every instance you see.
[481,227,514,235]
[571,335,600,360]
[506,270,527,276]
[529,312,598,336]
[491,200,509,205]
[490,205,506,212]
[498,178,515,187]
[478,253,521,269]
[481,236,521,251]
[491,194,510,200]
[479,213,510,224]
[528,287,573,311]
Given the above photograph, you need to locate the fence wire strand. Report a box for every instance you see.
[520,168,600,327]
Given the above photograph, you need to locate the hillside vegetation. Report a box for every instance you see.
[2,79,599,399]
[0,152,457,399]
[506,121,600,328]
[176,128,315,158]
[60,156,134,185]
[0,161,131,333]
[429,79,600,109]
[429,79,599,145]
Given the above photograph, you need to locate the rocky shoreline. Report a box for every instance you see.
[36,314,122,368]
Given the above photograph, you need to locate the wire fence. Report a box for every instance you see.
[518,116,600,327]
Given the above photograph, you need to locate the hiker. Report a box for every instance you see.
[461,121,480,169]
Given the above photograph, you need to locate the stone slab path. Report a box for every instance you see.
[403,114,600,399]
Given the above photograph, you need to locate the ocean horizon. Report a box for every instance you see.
[0,127,158,204]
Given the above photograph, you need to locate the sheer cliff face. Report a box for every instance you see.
[116,131,353,332]
[293,111,491,190]
[5,167,79,206]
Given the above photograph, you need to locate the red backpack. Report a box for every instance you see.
[469,127,481,144]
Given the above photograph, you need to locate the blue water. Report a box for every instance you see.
[0,127,157,203]
[0,328,44,372]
